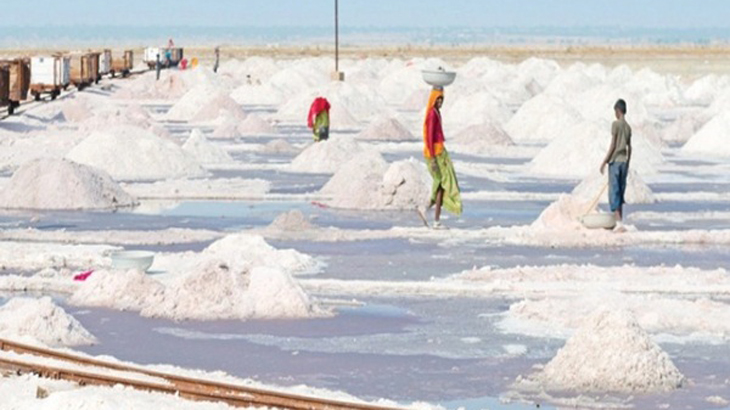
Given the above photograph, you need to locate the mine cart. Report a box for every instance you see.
[30,55,70,101]
[110,50,133,78]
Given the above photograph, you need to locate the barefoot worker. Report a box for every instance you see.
[600,98,632,227]
[422,87,462,229]
[307,97,331,142]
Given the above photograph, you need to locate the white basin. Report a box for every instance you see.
[422,69,456,87]
[110,250,155,272]
[580,213,616,230]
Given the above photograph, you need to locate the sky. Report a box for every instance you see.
[5,0,730,29]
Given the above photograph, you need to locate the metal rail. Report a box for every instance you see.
[0,338,403,410]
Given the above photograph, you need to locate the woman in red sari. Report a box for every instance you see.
[422,88,462,229]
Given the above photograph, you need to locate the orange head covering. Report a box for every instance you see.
[423,88,445,158]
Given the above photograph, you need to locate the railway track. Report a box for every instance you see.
[0,338,404,410]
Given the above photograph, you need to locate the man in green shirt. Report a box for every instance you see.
[600,99,632,225]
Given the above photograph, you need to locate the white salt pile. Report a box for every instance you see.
[237,114,277,135]
[357,116,415,141]
[79,103,153,132]
[443,91,512,130]
[529,120,663,177]
[682,111,730,157]
[210,117,243,139]
[70,234,325,321]
[230,83,285,105]
[0,297,96,347]
[182,129,234,164]
[536,309,685,393]
[69,269,165,312]
[267,210,314,232]
[321,153,431,210]
[66,125,206,181]
[662,114,703,144]
[289,137,365,174]
[262,139,299,155]
[531,195,590,231]
[0,159,136,210]
[505,94,583,142]
[114,71,189,100]
[572,170,656,205]
[450,120,513,154]
[165,84,246,122]
[59,97,93,123]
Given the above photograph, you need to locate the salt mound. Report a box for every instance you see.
[443,91,511,131]
[69,269,166,312]
[531,195,590,231]
[210,117,243,139]
[529,120,663,177]
[682,111,730,157]
[60,97,92,123]
[538,309,684,393]
[141,261,320,321]
[321,153,430,210]
[166,84,246,122]
[505,94,584,142]
[320,151,388,208]
[80,103,153,131]
[573,170,656,205]
[451,120,513,153]
[329,104,360,129]
[357,116,414,141]
[262,139,299,155]
[289,137,364,174]
[0,158,136,210]
[0,296,96,347]
[182,129,233,164]
[238,114,277,135]
[662,114,703,144]
[268,210,314,232]
[202,234,318,274]
[66,125,206,181]
[230,83,285,105]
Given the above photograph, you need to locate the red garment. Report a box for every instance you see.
[307,97,330,129]
[424,107,445,158]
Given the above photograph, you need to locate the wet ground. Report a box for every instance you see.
[1,109,730,409]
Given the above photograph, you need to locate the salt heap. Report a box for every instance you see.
[443,91,512,131]
[182,129,234,164]
[165,84,246,122]
[262,139,299,155]
[450,120,513,154]
[529,120,663,177]
[537,309,684,394]
[505,94,584,142]
[210,116,244,139]
[357,116,415,141]
[0,158,136,210]
[531,194,591,232]
[69,269,166,312]
[289,137,365,174]
[59,96,93,123]
[267,210,314,232]
[682,111,730,157]
[114,71,189,100]
[0,297,97,347]
[321,153,431,210]
[66,125,206,181]
[237,114,277,135]
[572,170,656,205]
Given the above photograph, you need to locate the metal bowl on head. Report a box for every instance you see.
[580,213,616,230]
[110,250,155,272]
[422,68,456,87]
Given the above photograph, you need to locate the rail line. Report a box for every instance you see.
[0,338,404,410]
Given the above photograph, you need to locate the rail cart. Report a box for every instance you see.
[110,50,133,78]
[0,58,30,115]
[144,46,184,69]
[30,55,70,101]
[99,49,112,77]
[0,65,10,115]
[87,51,101,83]
[69,52,94,90]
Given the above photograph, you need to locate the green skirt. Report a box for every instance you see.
[427,149,462,216]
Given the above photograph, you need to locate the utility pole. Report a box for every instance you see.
[332,0,344,81]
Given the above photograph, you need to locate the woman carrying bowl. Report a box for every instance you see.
[421,87,462,229]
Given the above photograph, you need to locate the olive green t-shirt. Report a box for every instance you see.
[610,118,632,163]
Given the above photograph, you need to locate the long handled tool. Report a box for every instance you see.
[583,182,608,216]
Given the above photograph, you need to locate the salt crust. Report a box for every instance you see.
[0,296,96,347]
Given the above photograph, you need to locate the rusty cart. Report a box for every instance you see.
[110,50,133,78]
[0,58,30,115]
[69,52,94,90]
[0,65,10,115]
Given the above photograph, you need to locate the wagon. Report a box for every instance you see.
[99,49,112,77]
[0,58,30,115]
[68,52,94,90]
[87,51,101,83]
[110,50,133,78]
[29,54,70,101]
[144,46,184,69]
[0,65,10,114]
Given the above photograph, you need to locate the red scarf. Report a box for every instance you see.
[307,97,331,129]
